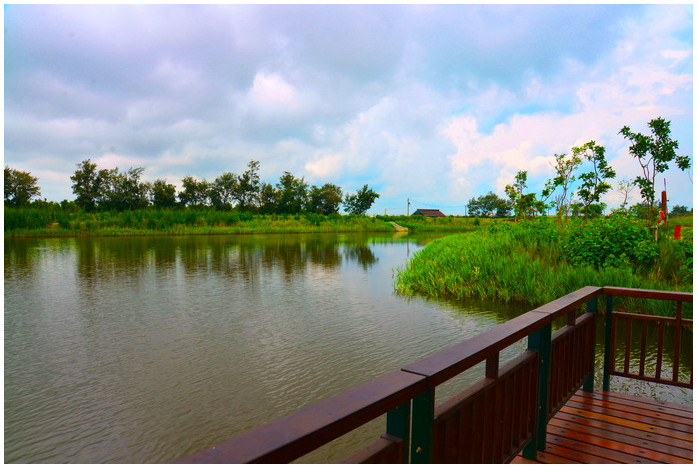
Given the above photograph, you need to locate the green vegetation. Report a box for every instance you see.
[394,217,692,316]
[3,207,400,237]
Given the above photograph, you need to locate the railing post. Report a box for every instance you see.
[409,389,435,464]
[386,402,411,463]
[583,296,598,392]
[603,295,613,391]
[522,322,552,460]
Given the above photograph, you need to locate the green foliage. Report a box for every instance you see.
[573,141,616,217]
[4,166,41,207]
[619,117,691,224]
[307,183,343,215]
[670,205,691,217]
[344,184,380,215]
[394,218,690,311]
[70,159,104,211]
[563,216,657,270]
[541,153,582,217]
[467,191,511,217]
[276,171,309,214]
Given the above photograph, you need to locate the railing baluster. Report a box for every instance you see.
[603,295,614,391]
[656,322,665,380]
[522,323,552,460]
[639,320,647,377]
[386,401,411,463]
[584,297,597,392]
[623,318,632,374]
[672,301,682,383]
[409,389,435,464]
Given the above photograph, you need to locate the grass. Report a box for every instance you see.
[4,208,493,237]
[394,218,692,317]
[4,208,402,236]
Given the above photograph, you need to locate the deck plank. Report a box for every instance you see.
[515,389,692,464]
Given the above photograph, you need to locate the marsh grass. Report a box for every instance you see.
[394,218,692,318]
[4,208,397,236]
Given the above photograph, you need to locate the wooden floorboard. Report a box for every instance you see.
[511,389,692,464]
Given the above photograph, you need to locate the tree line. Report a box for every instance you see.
[467,117,691,224]
[5,159,380,216]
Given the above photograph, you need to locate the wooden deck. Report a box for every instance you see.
[512,389,692,464]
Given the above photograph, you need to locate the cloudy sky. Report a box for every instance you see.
[4,3,693,214]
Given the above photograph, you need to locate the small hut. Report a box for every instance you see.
[412,209,446,217]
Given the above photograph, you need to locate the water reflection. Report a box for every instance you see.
[4,233,691,465]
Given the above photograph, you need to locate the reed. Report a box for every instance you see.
[3,208,397,236]
[394,218,692,317]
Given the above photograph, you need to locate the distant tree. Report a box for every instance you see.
[101,167,150,211]
[210,172,237,210]
[276,171,308,214]
[4,166,41,207]
[616,179,635,211]
[541,152,582,217]
[344,184,380,215]
[70,159,108,211]
[669,205,691,217]
[619,117,691,224]
[505,171,541,219]
[307,183,343,215]
[467,192,510,217]
[179,176,209,207]
[574,141,615,218]
[151,179,178,208]
[257,182,278,214]
[233,160,261,211]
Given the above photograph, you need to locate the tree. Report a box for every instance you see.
[619,117,691,224]
[669,205,691,217]
[70,159,108,211]
[210,172,238,210]
[541,153,582,217]
[467,192,510,217]
[504,171,541,219]
[574,141,616,218]
[101,167,150,211]
[234,160,261,211]
[344,184,379,215]
[616,179,635,211]
[307,183,343,215]
[179,176,209,207]
[276,171,308,214]
[257,182,278,214]
[4,166,41,207]
[151,179,178,208]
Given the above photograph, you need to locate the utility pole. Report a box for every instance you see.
[407,198,410,216]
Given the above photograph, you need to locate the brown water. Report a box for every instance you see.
[3,233,692,463]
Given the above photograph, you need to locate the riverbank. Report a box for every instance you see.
[3,208,484,237]
[394,217,693,317]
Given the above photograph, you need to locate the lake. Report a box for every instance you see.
[4,233,692,463]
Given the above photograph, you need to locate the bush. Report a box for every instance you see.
[563,216,657,270]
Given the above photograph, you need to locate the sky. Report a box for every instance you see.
[3,3,694,215]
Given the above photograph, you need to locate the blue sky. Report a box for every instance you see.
[3,3,693,214]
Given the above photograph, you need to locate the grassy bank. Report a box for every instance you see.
[5,208,482,237]
[394,217,692,317]
[4,208,407,236]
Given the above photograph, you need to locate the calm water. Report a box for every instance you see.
[4,233,692,463]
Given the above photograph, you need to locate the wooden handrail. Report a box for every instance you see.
[177,286,690,464]
[602,286,693,391]
[602,286,692,301]
[178,369,427,463]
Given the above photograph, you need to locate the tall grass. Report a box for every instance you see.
[4,208,397,236]
[394,218,692,317]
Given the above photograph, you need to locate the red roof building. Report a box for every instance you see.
[412,208,446,217]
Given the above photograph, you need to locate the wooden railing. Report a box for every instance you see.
[602,286,693,390]
[177,286,692,464]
